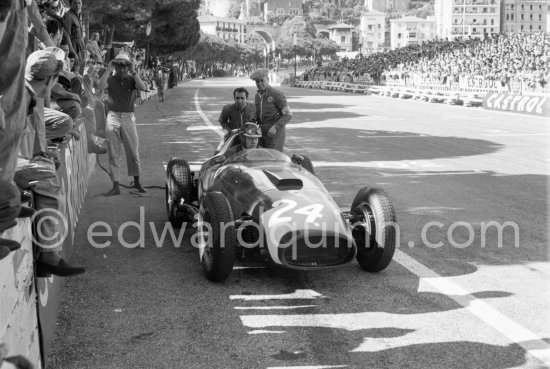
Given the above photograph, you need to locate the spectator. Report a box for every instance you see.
[218,87,256,139]
[0,0,54,183]
[98,53,148,196]
[250,69,292,152]
[63,0,85,73]
[86,32,103,62]
[16,48,85,277]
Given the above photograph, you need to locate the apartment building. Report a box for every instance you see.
[501,0,550,33]
[365,0,410,12]
[435,0,501,40]
[390,15,436,48]
[198,15,248,44]
[360,9,386,53]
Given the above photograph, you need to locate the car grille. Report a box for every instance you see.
[279,233,354,268]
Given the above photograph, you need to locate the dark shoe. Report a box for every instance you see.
[0,246,10,260]
[134,183,147,193]
[105,187,120,196]
[36,257,85,277]
[18,206,35,218]
[0,238,21,252]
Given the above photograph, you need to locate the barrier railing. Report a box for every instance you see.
[0,124,95,369]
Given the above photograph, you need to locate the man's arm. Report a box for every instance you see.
[98,65,113,90]
[28,0,55,47]
[51,83,81,103]
[218,105,230,131]
[129,64,147,91]
[273,91,292,129]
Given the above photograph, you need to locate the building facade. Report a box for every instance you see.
[360,10,386,53]
[365,0,410,12]
[501,0,550,33]
[264,0,303,21]
[435,0,501,40]
[198,15,248,44]
[390,15,436,48]
[328,23,356,51]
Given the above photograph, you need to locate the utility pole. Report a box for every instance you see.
[293,33,297,77]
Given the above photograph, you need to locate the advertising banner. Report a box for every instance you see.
[36,124,95,364]
[483,92,550,117]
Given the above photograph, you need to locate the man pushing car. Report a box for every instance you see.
[250,69,292,152]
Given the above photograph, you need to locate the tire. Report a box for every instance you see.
[199,192,236,282]
[350,187,397,272]
[166,157,194,226]
[291,154,315,175]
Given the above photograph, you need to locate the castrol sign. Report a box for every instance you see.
[483,93,550,117]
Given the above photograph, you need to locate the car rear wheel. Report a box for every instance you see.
[166,157,194,226]
[199,192,236,282]
[351,187,396,272]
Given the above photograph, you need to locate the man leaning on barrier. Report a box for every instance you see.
[250,69,292,152]
[15,49,85,277]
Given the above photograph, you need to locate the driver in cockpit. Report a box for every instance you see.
[225,122,262,157]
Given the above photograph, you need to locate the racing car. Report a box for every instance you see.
[165,129,397,282]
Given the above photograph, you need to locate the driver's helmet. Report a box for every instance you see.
[242,122,262,137]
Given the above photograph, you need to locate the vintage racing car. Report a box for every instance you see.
[165,130,397,282]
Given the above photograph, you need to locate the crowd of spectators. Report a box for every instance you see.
[0,0,183,267]
[303,32,550,93]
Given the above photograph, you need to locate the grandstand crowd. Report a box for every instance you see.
[303,32,550,92]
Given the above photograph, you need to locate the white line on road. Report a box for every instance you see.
[393,250,550,366]
[248,330,286,334]
[230,289,323,301]
[194,89,223,138]
[235,305,318,310]
[267,365,348,369]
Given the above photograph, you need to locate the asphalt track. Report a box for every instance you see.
[49,77,550,369]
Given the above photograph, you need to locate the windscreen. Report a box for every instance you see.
[225,148,291,164]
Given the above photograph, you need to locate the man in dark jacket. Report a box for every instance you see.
[250,69,292,152]
[218,87,256,139]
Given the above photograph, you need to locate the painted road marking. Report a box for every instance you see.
[266,365,347,369]
[235,305,318,310]
[194,89,224,138]
[480,133,548,137]
[230,289,323,301]
[314,161,444,169]
[236,252,550,366]
[394,250,550,366]
[248,330,286,334]
[187,125,222,131]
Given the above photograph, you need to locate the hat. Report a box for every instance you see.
[25,49,64,81]
[250,69,269,80]
[112,53,132,66]
[242,122,262,137]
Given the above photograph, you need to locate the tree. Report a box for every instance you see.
[85,0,201,53]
